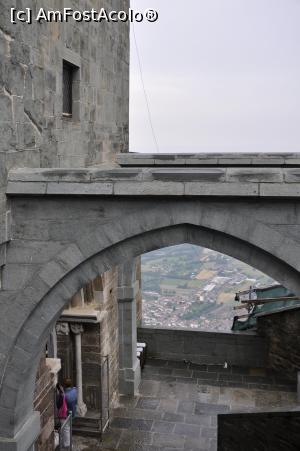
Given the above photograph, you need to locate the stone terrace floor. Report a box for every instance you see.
[73,359,297,451]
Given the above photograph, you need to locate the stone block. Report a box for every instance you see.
[226,168,283,183]
[152,168,226,182]
[46,182,113,195]
[6,182,47,195]
[91,168,140,180]
[38,260,66,288]
[2,263,36,291]
[0,412,40,451]
[260,183,300,197]
[184,182,259,196]
[54,243,84,272]
[114,181,185,196]
[285,169,300,183]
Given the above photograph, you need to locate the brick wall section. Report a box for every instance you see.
[102,268,119,407]
[218,410,300,451]
[81,324,102,410]
[257,308,300,379]
[33,357,55,451]
[56,269,120,410]
[138,327,268,368]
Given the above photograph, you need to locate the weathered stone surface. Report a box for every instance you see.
[257,308,300,379]
[9,166,300,198]
[116,153,300,167]
[138,327,268,367]
[218,410,300,451]
[0,0,130,253]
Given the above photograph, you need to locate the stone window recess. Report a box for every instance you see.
[62,60,79,118]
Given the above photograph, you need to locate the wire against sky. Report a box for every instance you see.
[132,23,160,153]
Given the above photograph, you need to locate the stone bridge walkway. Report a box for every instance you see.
[73,358,296,451]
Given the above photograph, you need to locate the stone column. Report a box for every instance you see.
[70,324,87,417]
[118,259,141,396]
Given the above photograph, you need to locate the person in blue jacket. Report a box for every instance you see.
[63,378,78,418]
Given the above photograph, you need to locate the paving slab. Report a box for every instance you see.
[73,358,297,450]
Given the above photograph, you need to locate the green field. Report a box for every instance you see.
[142,244,275,299]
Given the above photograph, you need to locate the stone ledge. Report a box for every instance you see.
[7,167,300,198]
[116,153,300,167]
[59,308,106,324]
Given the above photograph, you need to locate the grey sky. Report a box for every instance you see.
[129,0,300,154]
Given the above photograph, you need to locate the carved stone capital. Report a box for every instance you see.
[56,322,70,335]
[70,323,84,335]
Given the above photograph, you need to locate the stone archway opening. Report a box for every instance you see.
[2,207,300,451]
[140,242,278,332]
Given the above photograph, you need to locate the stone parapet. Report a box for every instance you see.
[7,164,300,198]
[257,307,300,379]
[138,326,268,368]
[116,152,300,167]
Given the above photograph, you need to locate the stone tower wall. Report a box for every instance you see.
[0,0,130,259]
[0,2,130,447]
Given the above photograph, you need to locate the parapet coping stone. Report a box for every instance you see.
[116,153,300,167]
[6,166,300,197]
[137,326,259,339]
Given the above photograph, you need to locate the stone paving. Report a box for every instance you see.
[73,359,297,451]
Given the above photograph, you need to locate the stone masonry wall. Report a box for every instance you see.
[257,308,300,380]
[81,323,102,411]
[218,410,300,451]
[56,269,120,411]
[102,268,119,407]
[138,327,268,368]
[33,357,55,451]
[0,0,129,255]
[0,1,129,445]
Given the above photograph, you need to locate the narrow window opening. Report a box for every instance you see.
[63,61,76,117]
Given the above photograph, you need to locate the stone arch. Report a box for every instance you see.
[2,202,300,443]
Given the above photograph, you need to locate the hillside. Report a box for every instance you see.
[141,244,276,332]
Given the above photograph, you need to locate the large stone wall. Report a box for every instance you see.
[218,410,300,451]
[138,327,268,368]
[257,308,300,379]
[0,2,130,446]
[101,268,119,407]
[0,0,129,172]
[33,358,55,451]
[0,0,129,257]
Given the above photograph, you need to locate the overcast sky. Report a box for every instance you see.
[129,0,300,154]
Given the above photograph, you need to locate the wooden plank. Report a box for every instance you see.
[241,296,298,305]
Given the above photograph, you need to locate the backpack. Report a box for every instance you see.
[58,394,68,419]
